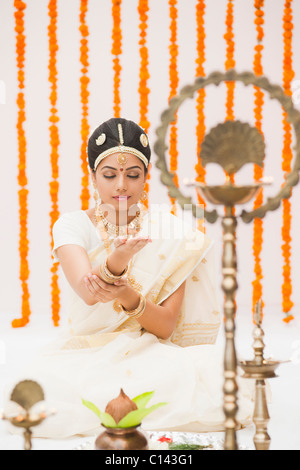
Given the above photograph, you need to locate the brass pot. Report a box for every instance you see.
[95,426,148,450]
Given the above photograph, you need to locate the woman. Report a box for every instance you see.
[7,118,252,439]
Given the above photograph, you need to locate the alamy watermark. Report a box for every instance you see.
[0,80,5,104]
[291,340,300,366]
[101,202,205,250]
[292,79,300,107]
[0,340,6,365]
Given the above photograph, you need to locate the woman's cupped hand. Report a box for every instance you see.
[113,232,152,259]
[84,275,129,304]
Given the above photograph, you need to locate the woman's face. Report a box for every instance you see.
[92,152,149,220]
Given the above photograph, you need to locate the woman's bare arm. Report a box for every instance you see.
[55,237,151,305]
[56,241,185,339]
[86,275,186,340]
[118,280,186,340]
[55,244,101,305]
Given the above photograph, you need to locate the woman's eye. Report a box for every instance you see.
[103,175,140,179]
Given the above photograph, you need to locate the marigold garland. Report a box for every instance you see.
[195,0,206,232]
[138,0,150,209]
[224,0,235,122]
[281,0,295,323]
[48,0,60,327]
[168,0,179,216]
[12,0,31,328]
[224,0,235,190]
[252,0,265,321]
[79,0,90,210]
[112,0,122,118]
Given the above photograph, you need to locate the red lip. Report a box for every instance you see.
[113,196,130,200]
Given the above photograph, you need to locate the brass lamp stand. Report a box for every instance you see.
[154,70,300,450]
[1,380,54,450]
[190,177,268,450]
[239,300,286,450]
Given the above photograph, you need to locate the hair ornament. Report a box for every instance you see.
[93,146,149,171]
[96,133,106,146]
[140,134,148,148]
[118,123,124,145]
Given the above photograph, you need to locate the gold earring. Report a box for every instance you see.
[93,185,102,206]
[139,190,148,202]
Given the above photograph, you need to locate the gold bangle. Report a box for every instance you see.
[99,259,128,284]
[105,258,128,278]
[99,262,115,284]
[121,293,146,319]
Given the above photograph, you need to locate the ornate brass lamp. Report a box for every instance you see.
[154,70,300,450]
[183,119,270,451]
[239,300,286,450]
[1,380,55,450]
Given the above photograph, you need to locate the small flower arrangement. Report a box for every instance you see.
[82,388,166,428]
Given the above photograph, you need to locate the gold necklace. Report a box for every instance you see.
[97,209,142,238]
[94,205,143,239]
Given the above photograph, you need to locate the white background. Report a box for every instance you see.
[1,0,300,326]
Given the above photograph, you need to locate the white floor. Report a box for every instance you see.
[0,305,299,451]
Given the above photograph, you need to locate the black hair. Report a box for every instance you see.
[87,118,151,174]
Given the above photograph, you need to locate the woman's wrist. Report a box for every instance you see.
[106,251,130,277]
[117,285,141,312]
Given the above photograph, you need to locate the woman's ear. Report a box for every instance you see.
[91,171,96,186]
[145,163,152,181]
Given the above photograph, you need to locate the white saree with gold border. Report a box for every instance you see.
[8,205,253,438]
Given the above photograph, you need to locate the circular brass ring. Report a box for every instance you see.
[154,69,300,223]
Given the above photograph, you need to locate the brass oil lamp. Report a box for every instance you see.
[239,300,287,450]
[154,70,300,450]
[184,119,270,451]
[1,380,55,450]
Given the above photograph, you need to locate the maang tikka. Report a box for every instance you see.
[117,123,128,167]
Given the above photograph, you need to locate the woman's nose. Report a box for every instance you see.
[115,174,127,192]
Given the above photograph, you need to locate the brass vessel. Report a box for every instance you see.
[95,425,148,450]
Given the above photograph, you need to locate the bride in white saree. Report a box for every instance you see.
[7,118,252,439]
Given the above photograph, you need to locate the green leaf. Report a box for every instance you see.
[117,402,167,428]
[81,399,117,428]
[169,443,211,450]
[100,412,118,428]
[132,391,155,409]
[81,398,101,419]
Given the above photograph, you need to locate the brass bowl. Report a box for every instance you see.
[8,415,45,429]
[195,183,264,206]
[238,360,282,379]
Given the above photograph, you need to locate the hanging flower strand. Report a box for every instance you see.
[252,0,265,322]
[169,0,179,216]
[282,0,295,323]
[138,0,150,209]
[224,0,236,197]
[224,0,235,122]
[48,0,60,327]
[195,0,206,232]
[79,0,90,210]
[12,0,31,328]
[112,0,122,118]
